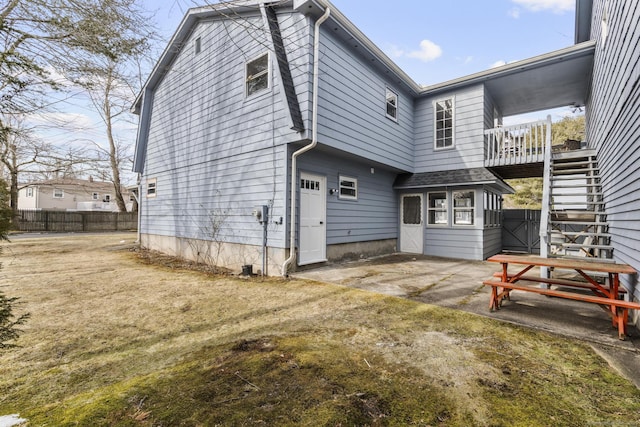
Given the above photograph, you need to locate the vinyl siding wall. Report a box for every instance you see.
[586,0,640,298]
[297,150,398,245]
[315,27,415,172]
[414,85,486,173]
[140,11,310,248]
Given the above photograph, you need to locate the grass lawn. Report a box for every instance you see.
[0,233,639,426]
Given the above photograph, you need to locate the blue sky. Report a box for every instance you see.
[33,0,578,183]
[147,0,577,87]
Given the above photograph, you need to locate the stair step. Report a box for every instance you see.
[548,254,615,262]
[552,201,604,205]
[552,168,599,175]
[550,220,609,226]
[552,175,600,181]
[551,194,603,198]
[550,210,603,215]
[551,183,602,188]
[549,231,611,238]
[551,243,613,250]
[552,149,596,160]
[553,160,593,167]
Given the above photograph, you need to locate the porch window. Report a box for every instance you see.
[338,175,357,200]
[147,178,157,198]
[434,97,454,149]
[386,87,398,121]
[246,53,269,97]
[453,190,474,225]
[484,191,501,228]
[53,188,64,199]
[427,192,448,225]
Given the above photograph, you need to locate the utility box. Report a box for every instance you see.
[253,205,269,224]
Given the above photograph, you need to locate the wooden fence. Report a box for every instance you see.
[14,210,138,232]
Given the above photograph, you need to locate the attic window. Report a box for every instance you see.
[147,178,157,198]
[195,37,201,54]
[386,88,398,121]
[246,53,269,96]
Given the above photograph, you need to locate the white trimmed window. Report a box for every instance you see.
[104,194,111,202]
[338,175,357,200]
[246,53,269,96]
[26,187,34,197]
[427,192,448,225]
[386,87,398,120]
[484,191,502,228]
[92,192,99,200]
[147,178,157,198]
[434,97,454,149]
[195,36,202,54]
[453,190,474,226]
[53,188,64,198]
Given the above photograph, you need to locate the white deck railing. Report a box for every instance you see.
[484,117,552,167]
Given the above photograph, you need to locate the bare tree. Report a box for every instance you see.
[58,0,154,212]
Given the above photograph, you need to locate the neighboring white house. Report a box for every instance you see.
[18,178,135,212]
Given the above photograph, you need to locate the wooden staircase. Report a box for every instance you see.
[546,149,613,261]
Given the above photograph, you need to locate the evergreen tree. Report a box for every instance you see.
[0,179,29,349]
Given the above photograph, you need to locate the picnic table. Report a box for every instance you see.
[483,254,639,339]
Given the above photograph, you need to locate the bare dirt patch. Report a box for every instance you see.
[0,233,639,425]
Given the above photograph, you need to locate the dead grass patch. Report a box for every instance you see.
[0,233,639,426]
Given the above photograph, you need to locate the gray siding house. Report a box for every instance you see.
[133,0,638,328]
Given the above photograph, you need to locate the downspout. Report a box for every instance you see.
[136,173,141,244]
[281,6,331,276]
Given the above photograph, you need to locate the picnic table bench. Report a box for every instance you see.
[483,254,639,339]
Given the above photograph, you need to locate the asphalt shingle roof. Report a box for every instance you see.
[393,167,511,191]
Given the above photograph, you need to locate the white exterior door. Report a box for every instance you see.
[298,172,327,265]
[400,194,424,254]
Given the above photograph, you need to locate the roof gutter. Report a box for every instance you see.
[281,5,330,276]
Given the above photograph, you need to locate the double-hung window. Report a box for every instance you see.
[53,188,64,199]
[453,191,474,225]
[26,188,34,197]
[338,175,357,200]
[434,97,454,149]
[246,53,269,96]
[427,192,448,225]
[386,88,398,120]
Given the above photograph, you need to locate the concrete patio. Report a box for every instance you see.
[292,253,640,388]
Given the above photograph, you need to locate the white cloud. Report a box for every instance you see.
[512,0,574,14]
[407,39,442,62]
[508,7,521,18]
[490,60,508,68]
[384,44,405,59]
[464,56,473,65]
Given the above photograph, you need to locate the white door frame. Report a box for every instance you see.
[298,172,327,265]
[400,193,424,254]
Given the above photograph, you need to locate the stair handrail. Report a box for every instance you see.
[539,114,553,263]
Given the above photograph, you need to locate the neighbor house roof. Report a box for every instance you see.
[22,178,127,193]
[393,168,514,193]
